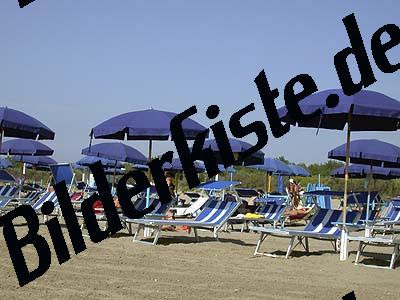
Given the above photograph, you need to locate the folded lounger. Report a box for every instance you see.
[250,208,360,258]
[348,234,400,269]
[129,198,241,245]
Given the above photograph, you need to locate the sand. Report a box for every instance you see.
[0,218,399,300]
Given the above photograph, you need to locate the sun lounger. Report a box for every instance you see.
[169,196,210,217]
[0,185,18,198]
[228,203,286,232]
[31,191,59,211]
[0,186,19,214]
[129,198,241,245]
[348,234,400,269]
[11,190,42,206]
[250,208,360,258]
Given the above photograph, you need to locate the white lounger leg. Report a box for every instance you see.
[390,244,399,269]
[133,224,161,245]
[254,232,267,256]
[286,236,296,259]
[355,241,363,265]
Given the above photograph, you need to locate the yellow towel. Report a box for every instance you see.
[244,213,263,219]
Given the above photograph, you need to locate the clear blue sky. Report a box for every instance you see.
[1,1,399,164]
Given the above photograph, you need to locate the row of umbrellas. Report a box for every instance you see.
[2,89,400,263]
[0,108,57,185]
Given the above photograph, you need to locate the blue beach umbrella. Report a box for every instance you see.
[202,138,264,166]
[250,158,293,192]
[288,164,311,177]
[330,164,400,180]
[13,155,57,166]
[76,156,123,169]
[329,139,400,220]
[328,139,400,169]
[89,108,208,170]
[90,108,208,210]
[82,142,147,165]
[0,107,55,153]
[0,138,54,156]
[82,142,147,187]
[278,89,400,260]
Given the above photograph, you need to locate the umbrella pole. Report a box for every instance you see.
[365,163,373,237]
[268,174,271,194]
[176,172,179,195]
[340,111,352,261]
[147,139,153,183]
[0,128,3,153]
[112,160,117,193]
[264,173,267,193]
[144,139,153,238]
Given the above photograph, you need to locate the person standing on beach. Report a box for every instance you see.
[288,178,300,208]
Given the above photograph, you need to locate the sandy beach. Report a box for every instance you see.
[1,219,399,300]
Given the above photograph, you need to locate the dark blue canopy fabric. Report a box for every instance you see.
[0,158,12,169]
[330,164,400,180]
[0,139,54,156]
[82,142,147,164]
[76,156,123,168]
[278,89,400,131]
[328,139,400,168]
[163,158,205,173]
[13,155,57,166]
[196,180,240,190]
[91,108,207,141]
[0,170,16,182]
[288,164,310,177]
[0,107,55,140]
[49,164,74,185]
[249,158,293,175]
[202,138,264,166]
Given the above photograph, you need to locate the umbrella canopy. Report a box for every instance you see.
[163,158,205,173]
[330,164,400,180]
[90,108,207,141]
[288,164,311,177]
[0,170,16,182]
[217,164,236,173]
[278,89,400,131]
[202,138,264,166]
[0,107,55,140]
[250,158,293,193]
[0,138,54,156]
[82,142,147,164]
[13,155,57,167]
[328,139,400,168]
[0,158,12,169]
[76,156,123,168]
[278,89,400,261]
[250,158,293,175]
